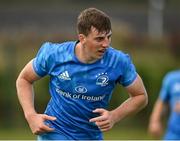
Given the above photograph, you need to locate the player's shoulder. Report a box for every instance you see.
[103,47,132,68]
[164,70,180,82]
[108,47,128,58]
[40,41,75,54]
[106,47,131,62]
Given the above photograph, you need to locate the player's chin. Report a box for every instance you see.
[96,52,105,58]
[95,55,103,60]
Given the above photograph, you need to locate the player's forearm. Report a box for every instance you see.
[16,77,37,118]
[111,94,147,124]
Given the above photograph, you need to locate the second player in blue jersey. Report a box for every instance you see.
[149,70,180,140]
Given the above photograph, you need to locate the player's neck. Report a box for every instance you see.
[75,42,97,64]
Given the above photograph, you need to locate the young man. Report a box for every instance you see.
[149,70,180,140]
[16,8,148,140]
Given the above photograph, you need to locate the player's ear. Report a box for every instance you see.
[78,34,86,44]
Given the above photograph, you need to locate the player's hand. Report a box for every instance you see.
[148,121,163,139]
[26,113,56,135]
[89,108,115,132]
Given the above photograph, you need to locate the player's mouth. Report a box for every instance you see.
[98,49,106,54]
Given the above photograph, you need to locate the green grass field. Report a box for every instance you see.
[0,127,152,140]
[0,128,35,140]
[104,127,152,140]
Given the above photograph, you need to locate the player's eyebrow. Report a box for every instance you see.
[96,31,112,38]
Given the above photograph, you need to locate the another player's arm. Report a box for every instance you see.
[148,99,167,138]
[90,74,148,131]
[16,60,56,135]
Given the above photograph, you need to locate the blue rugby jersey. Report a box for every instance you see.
[33,41,137,140]
[159,70,180,139]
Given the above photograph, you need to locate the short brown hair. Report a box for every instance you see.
[77,8,111,36]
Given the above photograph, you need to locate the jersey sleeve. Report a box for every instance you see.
[32,42,51,77]
[159,74,170,102]
[118,54,137,87]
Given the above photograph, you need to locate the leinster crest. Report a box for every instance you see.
[96,72,109,86]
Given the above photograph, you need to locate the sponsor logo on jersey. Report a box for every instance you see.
[96,72,109,86]
[56,88,105,101]
[58,71,71,80]
[75,86,87,93]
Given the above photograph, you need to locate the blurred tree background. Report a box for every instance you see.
[0,0,180,140]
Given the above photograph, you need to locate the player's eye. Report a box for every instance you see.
[96,37,104,42]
